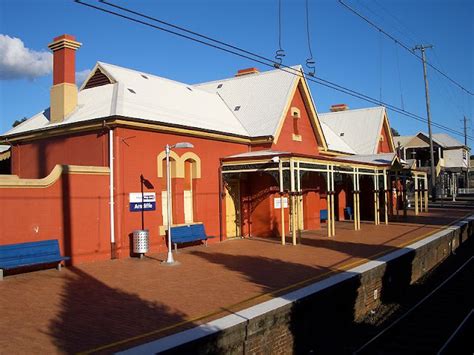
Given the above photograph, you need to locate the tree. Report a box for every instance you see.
[391,127,400,136]
[12,117,27,127]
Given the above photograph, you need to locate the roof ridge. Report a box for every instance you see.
[319,106,384,115]
[215,92,250,136]
[193,64,303,87]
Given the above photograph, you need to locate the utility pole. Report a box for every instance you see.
[463,116,469,188]
[463,116,467,146]
[413,44,437,202]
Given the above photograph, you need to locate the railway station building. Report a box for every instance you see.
[0,35,428,264]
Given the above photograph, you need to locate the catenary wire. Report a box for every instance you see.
[74,0,473,140]
[338,0,474,97]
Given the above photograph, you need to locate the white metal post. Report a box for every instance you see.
[165,144,174,264]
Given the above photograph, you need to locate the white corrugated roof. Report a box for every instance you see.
[5,62,250,137]
[195,66,300,137]
[320,122,356,154]
[432,133,464,148]
[319,107,386,155]
[0,145,10,153]
[339,152,396,166]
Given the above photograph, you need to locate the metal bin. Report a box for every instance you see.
[132,229,149,256]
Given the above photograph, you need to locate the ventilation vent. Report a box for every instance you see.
[83,68,112,90]
[187,87,193,91]
[141,74,149,79]
[340,133,345,137]
[128,88,136,94]
[217,84,223,89]
[234,106,241,111]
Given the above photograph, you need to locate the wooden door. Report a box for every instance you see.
[225,181,241,238]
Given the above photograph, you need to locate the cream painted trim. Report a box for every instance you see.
[181,152,202,179]
[320,151,347,157]
[2,118,271,146]
[222,156,385,172]
[298,77,328,150]
[291,107,301,118]
[382,110,396,152]
[0,150,11,161]
[292,134,302,142]
[157,151,202,179]
[157,150,181,178]
[79,63,117,91]
[273,78,328,150]
[273,78,299,145]
[48,38,82,51]
[0,165,109,188]
[115,119,256,145]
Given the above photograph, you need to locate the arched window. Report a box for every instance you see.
[181,152,201,223]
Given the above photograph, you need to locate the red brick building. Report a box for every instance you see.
[0,35,427,264]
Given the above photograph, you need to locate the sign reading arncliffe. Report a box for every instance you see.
[129,192,156,212]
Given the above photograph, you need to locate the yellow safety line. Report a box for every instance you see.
[79,213,471,354]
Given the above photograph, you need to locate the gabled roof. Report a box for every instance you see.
[319,122,356,154]
[432,133,465,148]
[394,135,417,148]
[397,132,466,149]
[195,66,300,137]
[5,62,250,138]
[319,106,389,155]
[338,152,397,166]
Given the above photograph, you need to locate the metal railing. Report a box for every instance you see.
[458,188,474,195]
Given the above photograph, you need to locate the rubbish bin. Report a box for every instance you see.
[133,229,149,258]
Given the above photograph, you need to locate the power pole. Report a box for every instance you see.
[463,116,469,188]
[463,116,468,146]
[413,44,437,202]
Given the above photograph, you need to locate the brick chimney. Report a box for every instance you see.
[330,104,349,112]
[235,67,259,77]
[48,34,82,123]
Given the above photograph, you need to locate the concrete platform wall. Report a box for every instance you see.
[128,216,473,354]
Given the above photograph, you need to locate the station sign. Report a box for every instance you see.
[129,192,156,212]
[274,197,288,209]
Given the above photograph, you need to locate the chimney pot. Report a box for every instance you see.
[235,67,259,77]
[330,104,349,112]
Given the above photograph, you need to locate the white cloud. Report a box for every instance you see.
[0,34,52,80]
[76,69,91,86]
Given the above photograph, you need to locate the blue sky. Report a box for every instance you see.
[0,0,473,148]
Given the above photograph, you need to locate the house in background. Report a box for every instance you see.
[0,34,425,265]
[395,132,471,194]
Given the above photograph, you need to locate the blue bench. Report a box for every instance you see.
[170,224,210,252]
[0,239,69,280]
[320,209,328,221]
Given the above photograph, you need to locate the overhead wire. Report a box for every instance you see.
[338,0,474,97]
[305,0,316,76]
[74,0,473,141]
[274,0,286,67]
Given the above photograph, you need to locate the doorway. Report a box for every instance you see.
[225,180,241,239]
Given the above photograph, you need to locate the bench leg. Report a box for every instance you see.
[0,269,3,281]
[57,263,62,271]
[174,243,177,253]
[205,240,208,247]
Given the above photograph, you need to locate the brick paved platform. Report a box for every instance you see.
[0,208,471,354]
